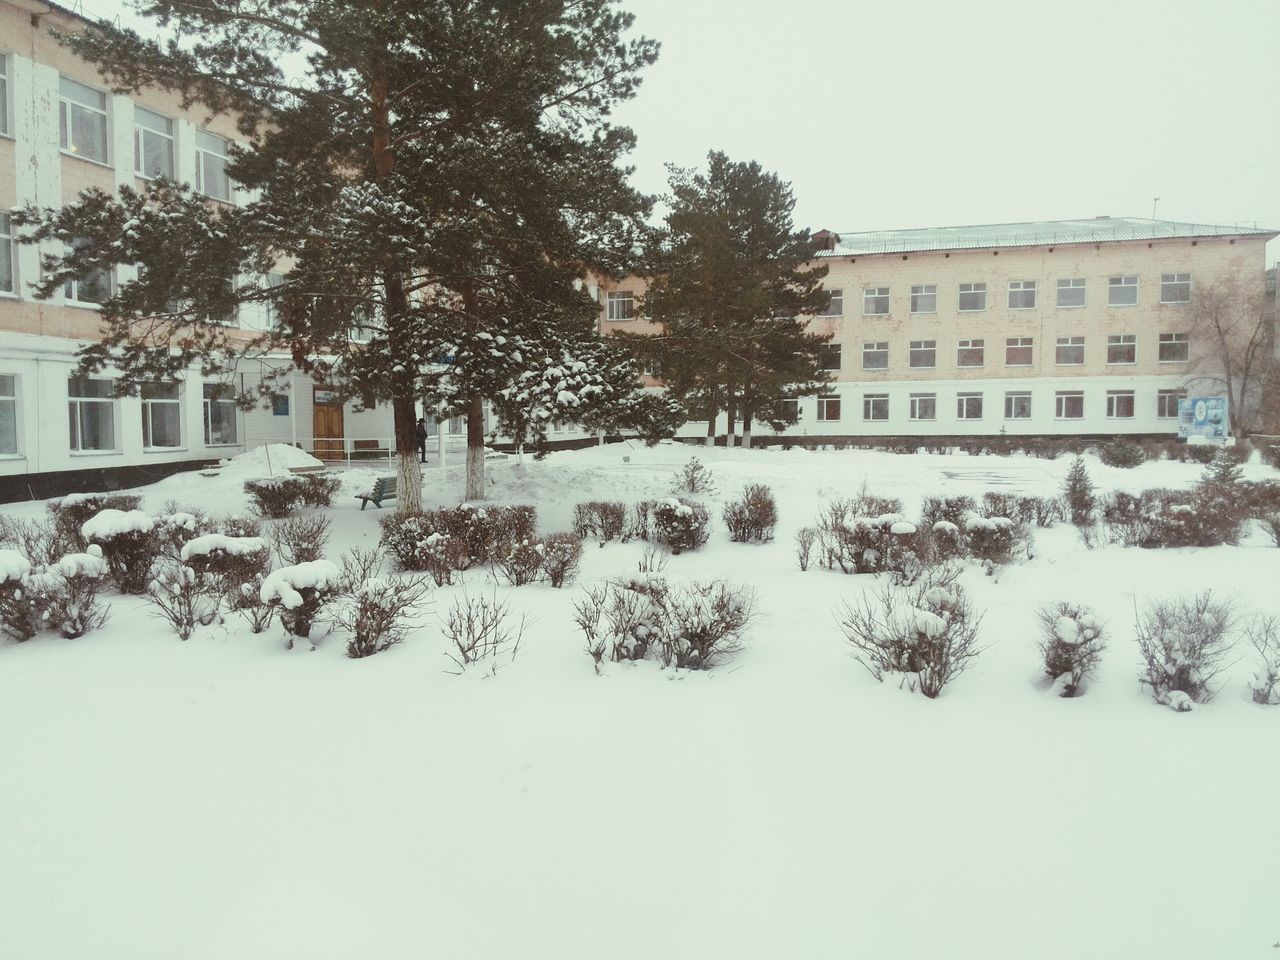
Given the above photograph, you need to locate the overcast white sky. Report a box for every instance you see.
[613,0,1279,263]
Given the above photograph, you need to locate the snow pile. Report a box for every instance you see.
[1053,613,1101,647]
[55,547,108,579]
[0,549,32,583]
[180,534,268,562]
[260,560,341,609]
[962,514,1014,533]
[218,443,324,477]
[81,509,155,542]
[890,520,917,536]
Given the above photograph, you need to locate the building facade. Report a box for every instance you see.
[597,218,1275,441]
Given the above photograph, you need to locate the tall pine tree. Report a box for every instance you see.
[630,151,832,447]
[16,0,666,508]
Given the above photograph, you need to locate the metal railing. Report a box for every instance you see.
[249,435,469,468]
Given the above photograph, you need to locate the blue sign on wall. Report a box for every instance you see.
[1178,396,1229,440]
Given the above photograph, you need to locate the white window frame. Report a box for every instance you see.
[909,393,936,421]
[910,284,936,313]
[909,339,936,369]
[956,393,983,420]
[1056,277,1086,308]
[861,341,888,371]
[606,290,634,321]
[958,282,986,312]
[1107,334,1136,365]
[134,106,175,180]
[862,394,889,421]
[58,76,110,165]
[1160,273,1191,304]
[863,287,890,316]
[68,377,117,453]
[1106,390,1135,419]
[141,382,183,449]
[956,338,985,368]
[1158,332,1189,363]
[1055,335,1085,366]
[816,394,841,422]
[195,129,232,201]
[0,374,18,456]
[1108,275,1139,307]
[1008,279,1037,310]
[1004,391,1032,420]
[63,237,114,307]
[264,272,285,329]
[818,343,841,371]
[1157,389,1185,419]
[1055,391,1084,420]
[202,383,239,446]
[818,289,844,317]
[1005,336,1033,366]
[0,54,9,138]
[0,212,14,296]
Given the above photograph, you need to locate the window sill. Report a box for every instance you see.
[1005,363,1033,368]
[69,450,121,457]
[1107,303,1139,309]
[59,150,113,169]
[204,442,242,448]
[1007,306,1038,311]
[64,301,104,311]
[957,308,987,313]
[1056,304,1087,309]
[0,453,26,461]
[1159,301,1190,306]
[1158,359,1189,365]
[143,447,188,454]
[0,291,18,300]
[1106,362,1137,366]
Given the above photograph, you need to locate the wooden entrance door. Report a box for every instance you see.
[312,387,345,460]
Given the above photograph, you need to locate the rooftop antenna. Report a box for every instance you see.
[1151,197,1160,220]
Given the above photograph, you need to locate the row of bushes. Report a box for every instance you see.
[766,434,1252,465]
[243,474,342,518]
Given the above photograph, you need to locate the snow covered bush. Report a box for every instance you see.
[1261,513,1280,547]
[1098,438,1146,469]
[180,533,271,610]
[1135,591,1236,711]
[963,513,1028,568]
[648,498,711,554]
[670,456,716,495]
[146,559,219,640]
[48,493,142,551]
[836,566,984,698]
[1062,457,1095,527]
[927,520,965,562]
[815,499,918,576]
[442,592,526,673]
[540,532,583,588]
[1025,496,1064,528]
[496,539,547,586]
[243,477,308,518]
[260,560,343,649]
[574,576,668,668]
[572,501,627,545]
[82,509,161,594]
[0,516,71,566]
[657,580,755,671]
[46,550,111,639]
[335,553,430,660]
[1035,601,1106,697]
[298,474,342,508]
[220,515,263,539]
[980,492,1028,525]
[1103,488,1248,549]
[379,506,537,575]
[460,504,537,566]
[795,526,816,571]
[154,510,211,559]
[270,515,331,564]
[723,484,777,543]
[920,495,978,531]
[1246,615,1280,705]
[628,500,655,542]
[0,550,45,641]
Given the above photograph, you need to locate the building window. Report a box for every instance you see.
[958,282,986,311]
[1107,334,1136,365]
[1157,389,1185,419]
[203,383,238,445]
[1055,391,1084,419]
[816,394,841,421]
[1106,390,1135,419]
[1004,391,1031,420]
[0,213,14,295]
[63,238,113,306]
[778,398,799,422]
[863,394,888,421]
[0,55,8,137]
[606,290,634,320]
[862,341,888,370]
[957,338,985,367]
[956,393,983,420]
[58,76,109,164]
[910,284,936,313]
[1005,337,1033,366]
[863,287,890,316]
[1160,273,1191,303]
[909,393,936,421]
[195,130,231,201]
[134,106,175,179]
[818,289,843,316]
[1055,335,1085,365]
[1158,332,1189,363]
[642,358,662,377]
[1108,275,1138,306]
[818,343,841,371]
[68,377,116,452]
[909,339,936,368]
[140,382,182,448]
[1056,277,1086,308]
[0,375,17,455]
[272,395,290,416]
[447,415,465,435]
[264,272,285,329]
[1008,279,1037,309]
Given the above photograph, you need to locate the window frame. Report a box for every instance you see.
[133,105,176,180]
[818,289,844,317]
[1007,279,1038,310]
[605,290,634,321]
[1158,332,1189,363]
[1106,334,1137,365]
[909,284,937,314]
[0,212,14,296]
[0,374,18,456]
[140,381,183,450]
[909,339,936,369]
[195,129,232,202]
[909,393,936,421]
[863,287,890,316]
[956,392,984,420]
[1157,389,1186,419]
[861,340,889,371]
[958,282,987,312]
[817,343,842,371]
[1055,335,1085,366]
[816,394,841,422]
[58,75,110,165]
[1004,391,1032,420]
[956,338,985,368]
[202,382,239,446]
[1056,277,1086,308]
[862,393,889,421]
[1004,336,1033,367]
[1160,273,1191,304]
[1106,390,1135,419]
[1108,275,1139,307]
[67,377,117,453]
[62,236,114,307]
[0,53,9,138]
[1055,390,1085,420]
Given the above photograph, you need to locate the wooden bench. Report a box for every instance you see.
[288,465,329,475]
[356,476,397,510]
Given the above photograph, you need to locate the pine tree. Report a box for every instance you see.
[626,151,833,447]
[15,0,664,509]
[1201,448,1244,487]
[1063,456,1095,526]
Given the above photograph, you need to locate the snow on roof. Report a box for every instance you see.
[816,217,1278,258]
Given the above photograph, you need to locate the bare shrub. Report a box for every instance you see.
[656,580,755,670]
[572,501,627,545]
[298,474,341,507]
[815,500,919,576]
[0,516,72,566]
[48,494,142,551]
[540,532,583,588]
[573,580,664,669]
[146,559,219,640]
[647,498,710,554]
[260,560,343,649]
[221,516,263,538]
[234,573,275,633]
[637,543,668,574]
[0,551,46,641]
[379,505,537,573]
[670,456,716,495]
[1135,591,1236,711]
[180,534,271,610]
[1262,514,1280,547]
[1035,601,1106,697]
[442,592,527,673]
[920,495,978,530]
[243,477,305,518]
[836,566,984,698]
[795,526,816,571]
[271,515,332,565]
[1245,615,1280,705]
[723,484,777,543]
[962,514,1029,569]
[46,552,111,638]
[82,510,161,594]
[336,552,430,659]
[496,539,547,587]
[154,510,212,559]
[627,500,654,542]
[1026,497,1064,528]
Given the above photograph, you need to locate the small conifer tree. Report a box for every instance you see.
[1062,456,1095,526]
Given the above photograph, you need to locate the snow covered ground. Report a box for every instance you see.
[2,442,1278,959]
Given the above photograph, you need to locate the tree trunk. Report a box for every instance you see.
[392,391,423,514]
[705,390,717,447]
[465,393,486,500]
[742,404,753,449]
[725,390,736,448]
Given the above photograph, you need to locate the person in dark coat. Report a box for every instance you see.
[416,417,428,463]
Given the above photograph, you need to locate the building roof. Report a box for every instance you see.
[816,217,1278,258]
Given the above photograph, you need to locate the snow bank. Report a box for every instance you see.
[81,509,155,542]
[180,534,268,562]
[219,443,324,477]
[0,549,31,583]
[260,560,340,609]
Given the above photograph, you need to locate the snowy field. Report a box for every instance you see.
[2,442,1278,959]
